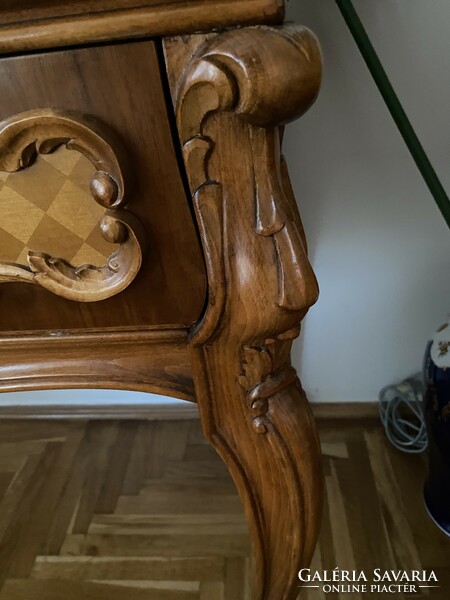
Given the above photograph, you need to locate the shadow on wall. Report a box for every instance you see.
[284,0,450,403]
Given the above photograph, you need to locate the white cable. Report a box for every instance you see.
[378,375,428,453]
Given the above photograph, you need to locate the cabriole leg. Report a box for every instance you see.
[164,24,324,599]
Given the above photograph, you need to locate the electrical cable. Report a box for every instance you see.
[379,375,428,453]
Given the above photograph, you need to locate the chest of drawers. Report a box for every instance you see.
[0,2,323,597]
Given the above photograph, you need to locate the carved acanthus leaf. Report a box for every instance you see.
[239,327,300,393]
[176,26,321,315]
[239,327,301,433]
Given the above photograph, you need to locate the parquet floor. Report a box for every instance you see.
[0,416,447,599]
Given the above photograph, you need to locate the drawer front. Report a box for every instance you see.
[0,40,206,331]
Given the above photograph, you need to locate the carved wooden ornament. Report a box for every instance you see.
[166,25,323,600]
[0,109,144,302]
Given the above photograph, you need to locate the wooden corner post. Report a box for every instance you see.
[164,25,323,600]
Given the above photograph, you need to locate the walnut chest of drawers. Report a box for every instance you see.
[0,2,323,598]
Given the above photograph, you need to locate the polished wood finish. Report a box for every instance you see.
[0,0,284,56]
[0,146,115,268]
[0,109,145,302]
[0,418,447,599]
[0,7,327,599]
[165,24,322,600]
[0,40,206,331]
[0,327,194,399]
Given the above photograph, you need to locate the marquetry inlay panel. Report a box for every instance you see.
[0,146,116,267]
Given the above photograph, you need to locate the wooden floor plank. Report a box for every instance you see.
[333,430,398,577]
[31,556,225,581]
[71,422,120,534]
[364,428,423,570]
[0,579,199,600]
[122,422,150,496]
[224,557,249,600]
[60,531,250,558]
[0,444,64,586]
[94,421,139,514]
[199,580,224,599]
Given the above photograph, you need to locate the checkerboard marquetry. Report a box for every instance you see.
[0,147,115,267]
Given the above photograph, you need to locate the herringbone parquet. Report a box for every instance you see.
[0,416,448,599]
[0,419,251,600]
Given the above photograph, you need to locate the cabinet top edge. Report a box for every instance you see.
[0,0,285,55]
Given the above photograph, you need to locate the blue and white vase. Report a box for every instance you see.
[424,316,450,536]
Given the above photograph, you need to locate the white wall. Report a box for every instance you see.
[3,1,450,407]
[0,389,187,407]
[285,0,450,402]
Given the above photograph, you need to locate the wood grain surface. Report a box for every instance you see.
[0,327,195,399]
[0,0,284,55]
[0,417,447,599]
[0,39,206,331]
[165,25,323,600]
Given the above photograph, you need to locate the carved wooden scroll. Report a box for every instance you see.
[0,109,144,302]
[165,25,323,600]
